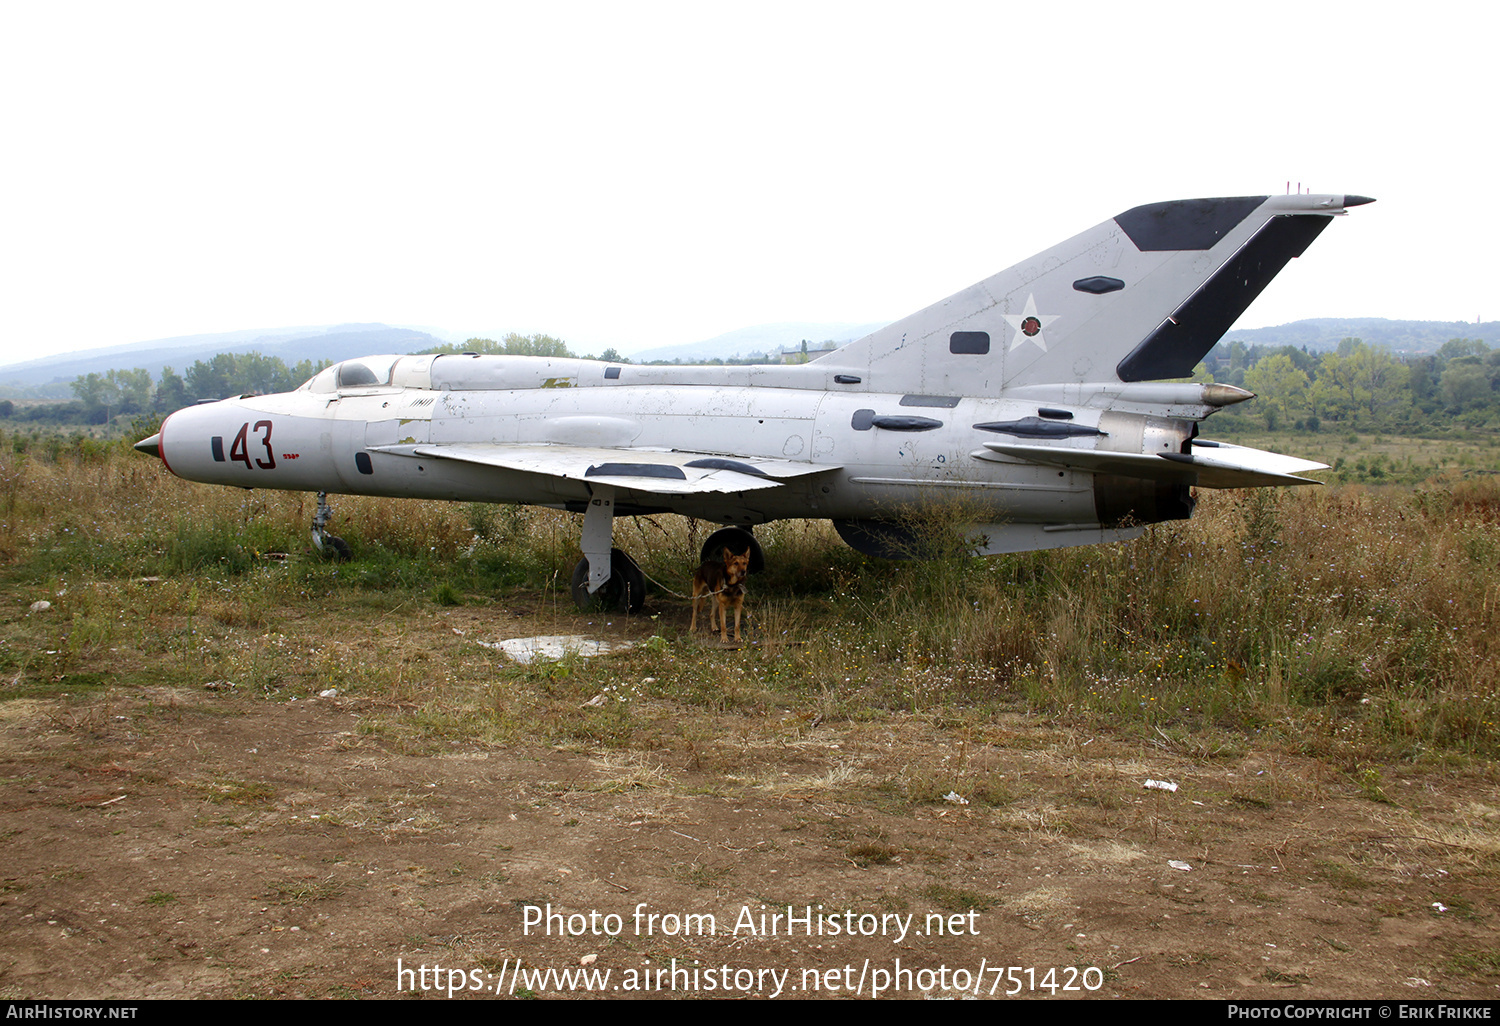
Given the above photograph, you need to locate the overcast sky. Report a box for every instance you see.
[1,2,1493,367]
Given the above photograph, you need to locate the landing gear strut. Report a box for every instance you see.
[311,491,351,561]
[568,485,645,612]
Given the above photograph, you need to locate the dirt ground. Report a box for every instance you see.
[1,605,1497,1001]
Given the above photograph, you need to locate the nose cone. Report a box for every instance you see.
[134,432,162,459]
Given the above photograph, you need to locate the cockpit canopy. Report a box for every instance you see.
[299,352,589,394]
[303,356,404,393]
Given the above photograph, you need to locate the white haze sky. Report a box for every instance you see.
[0,1,1493,367]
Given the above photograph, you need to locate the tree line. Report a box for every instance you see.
[22,335,593,426]
[1205,336,1499,433]
[418,332,628,363]
[7,332,1495,434]
[430,333,1500,434]
[0,353,330,426]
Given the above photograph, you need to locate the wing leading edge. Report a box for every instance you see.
[367,443,840,496]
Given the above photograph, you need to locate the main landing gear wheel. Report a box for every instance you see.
[699,526,764,575]
[571,548,646,613]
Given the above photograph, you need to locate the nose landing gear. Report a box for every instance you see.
[311,491,351,561]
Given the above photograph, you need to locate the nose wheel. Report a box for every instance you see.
[311,491,352,561]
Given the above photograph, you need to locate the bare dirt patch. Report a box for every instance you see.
[2,601,1497,1000]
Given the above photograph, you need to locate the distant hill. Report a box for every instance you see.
[628,318,1497,364]
[0,320,891,389]
[0,324,445,388]
[625,322,889,364]
[1223,318,1496,354]
[4,316,1490,395]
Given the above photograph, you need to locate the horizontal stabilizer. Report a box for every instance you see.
[1164,440,1328,488]
[369,442,838,495]
[976,440,1327,488]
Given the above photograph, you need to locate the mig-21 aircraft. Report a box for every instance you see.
[135,193,1371,611]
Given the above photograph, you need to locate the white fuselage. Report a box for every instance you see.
[156,353,1179,533]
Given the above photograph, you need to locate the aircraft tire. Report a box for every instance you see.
[324,535,352,561]
[570,548,646,613]
[699,527,763,575]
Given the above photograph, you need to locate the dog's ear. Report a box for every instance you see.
[720,546,732,563]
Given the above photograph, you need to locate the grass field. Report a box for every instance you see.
[1207,425,1500,485]
[1,436,1497,998]
[4,437,1496,761]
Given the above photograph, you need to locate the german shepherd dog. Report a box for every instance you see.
[690,546,751,642]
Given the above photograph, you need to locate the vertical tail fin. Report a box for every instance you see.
[823,194,1369,396]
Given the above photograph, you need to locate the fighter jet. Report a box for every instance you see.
[134,193,1370,611]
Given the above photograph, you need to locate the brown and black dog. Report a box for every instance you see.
[690,546,751,642]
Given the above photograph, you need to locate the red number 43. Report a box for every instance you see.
[229,421,275,470]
